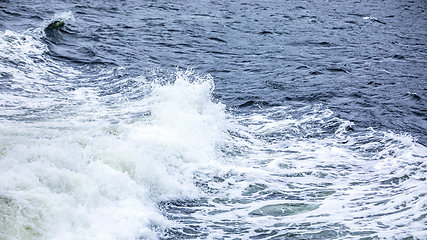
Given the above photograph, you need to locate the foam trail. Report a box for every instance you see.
[161,105,427,239]
[0,68,230,239]
[0,29,79,119]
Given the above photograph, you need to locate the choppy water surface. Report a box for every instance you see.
[1,0,426,239]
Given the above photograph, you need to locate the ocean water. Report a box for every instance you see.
[0,0,426,239]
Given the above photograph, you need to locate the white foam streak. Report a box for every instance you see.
[189,106,427,239]
[0,30,80,117]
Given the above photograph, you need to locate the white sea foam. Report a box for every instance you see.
[0,30,79,118]
[0,69,230,239]
[1,70,426,239]
[172,106,427,239]
[53,11,75,23]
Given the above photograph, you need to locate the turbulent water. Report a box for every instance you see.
[1,0,426,239]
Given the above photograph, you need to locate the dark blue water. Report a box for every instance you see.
[1,0,426,239]
[2,0,426,144]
